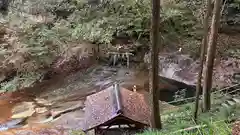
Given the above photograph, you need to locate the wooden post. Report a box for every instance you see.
[150,0,162,129]
[194,0,212,121]
[203,0,222,112]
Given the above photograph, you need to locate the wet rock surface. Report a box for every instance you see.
[0,66,138,134]
[0,126,71,135]
[0,64,191,134]
[0,118,26,131]
[11,102,36,119]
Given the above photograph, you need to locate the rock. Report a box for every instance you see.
[50,101,84,118]
[26,112,53,124]
[48,43,96,76]
[34,98,52,106]
[144,53,240,89]
[51,110,84,129]
[0,127,69,135]
[11,102,36,119]
[4,118,26,127]
[0,75,6,83]
[0,118,27,131]
[33,116,53,124]
[0,51,27,83]
[233,72,240,83]
[35,107,48,114]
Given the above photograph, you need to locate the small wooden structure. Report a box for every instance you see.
[81,83,150,135]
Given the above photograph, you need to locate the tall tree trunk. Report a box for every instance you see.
[193,0,212,121]
[149,0,162,129]
[203,0,222,112]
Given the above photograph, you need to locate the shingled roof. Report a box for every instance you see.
[81,84,150,132]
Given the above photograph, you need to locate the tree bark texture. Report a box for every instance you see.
[194,0,213,121]
[149,0,162,129]
[203,0,222,112]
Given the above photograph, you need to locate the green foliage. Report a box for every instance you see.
[68,0,150,43]
[0,72,43,91]
[20,26,58,67]
[138,91,240,135]
[0,78,19,92]
[7,0,202,57]
[4,0,201,71]
[139,122,231,135]
[67,0,200,44]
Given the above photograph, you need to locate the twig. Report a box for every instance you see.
[171,124,207,134]
[191,117,203,135]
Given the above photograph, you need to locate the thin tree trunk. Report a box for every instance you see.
[193,0,212,121]
[149,0,162,129]
[203,0,222,112]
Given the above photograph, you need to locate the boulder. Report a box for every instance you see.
[11,102,36,119]
[144,52,240,89]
